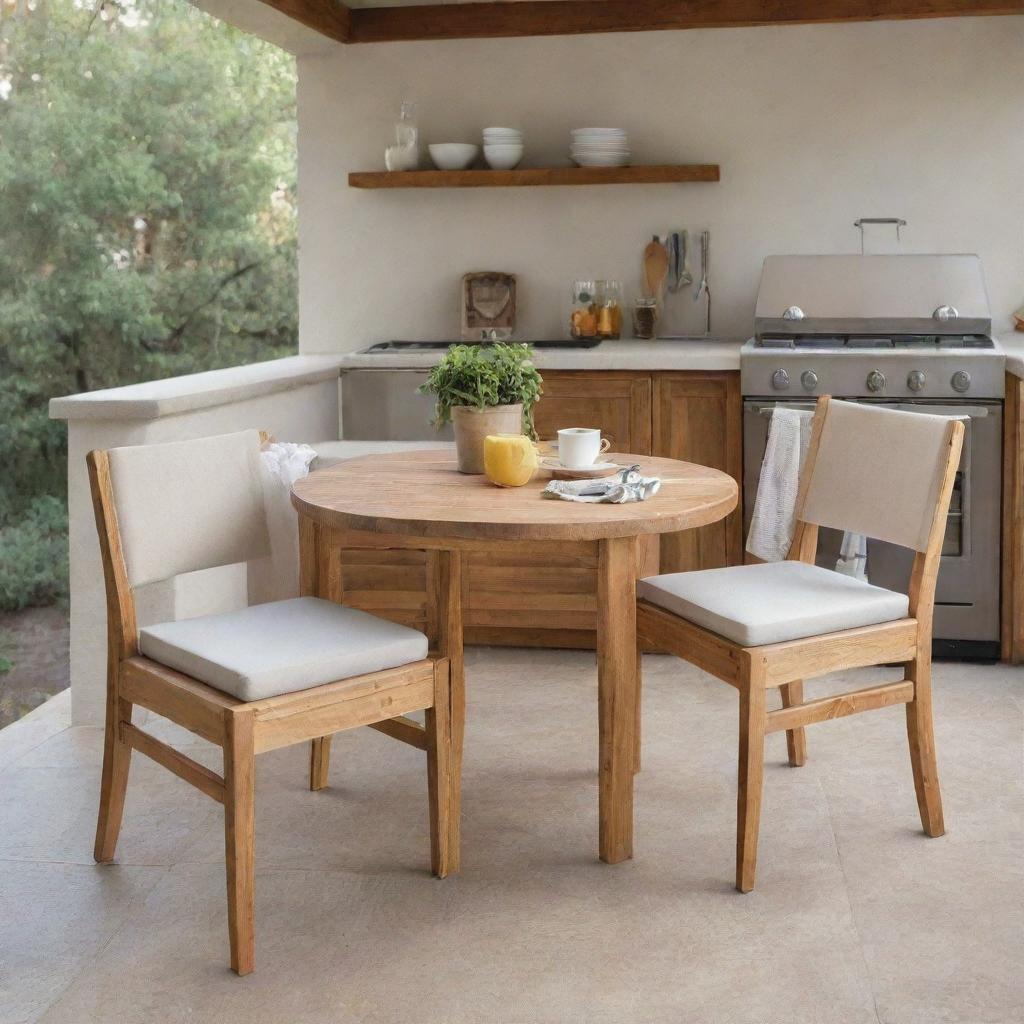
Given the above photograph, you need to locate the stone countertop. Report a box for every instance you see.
[1001,334,1024,378]
[49,355,348,421]
[338,338,745,372]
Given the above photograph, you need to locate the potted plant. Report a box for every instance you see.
[419,343,543,474]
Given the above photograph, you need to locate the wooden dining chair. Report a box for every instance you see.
[87,430,460,975]
[636,396,964,892]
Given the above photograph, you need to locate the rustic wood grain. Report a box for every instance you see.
[597,535,639,864]
[652,372,743,573]
[634,397,964,891]
[257,0,351,41]
[292,448,738,542]
[534,371,653,455]
[345,0,1021,43]
[349,166,720,189]
[87,437,461,975]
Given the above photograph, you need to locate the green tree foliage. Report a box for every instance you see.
[0,0,298,609]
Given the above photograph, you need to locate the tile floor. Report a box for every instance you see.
[1,649,1021,1024]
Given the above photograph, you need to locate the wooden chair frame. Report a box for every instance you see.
[636,395,965,892]
[87,447,460,976]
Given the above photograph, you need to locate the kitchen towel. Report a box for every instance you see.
[542,467,661,504]
[836,530,869,581]
[248,440,318,604]
[746,407,814,562]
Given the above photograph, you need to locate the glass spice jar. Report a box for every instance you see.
[570,279,599,339]
[596,280,623,340]
[632,297,658,339]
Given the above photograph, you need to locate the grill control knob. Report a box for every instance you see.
[933,305,960,321]
[782,306,805,321]
[866,369,886,393]
[771,368,791,391]
[951,369,971,393]
[801,370,819,392]
[907,370,926,392]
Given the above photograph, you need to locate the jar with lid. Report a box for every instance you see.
[632,297,658,339]
[596,280,623,340]
[570,280,599,339]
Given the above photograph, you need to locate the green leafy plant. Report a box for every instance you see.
[419,344,543,438]
[0,495,69,612]
[0,0,298,616]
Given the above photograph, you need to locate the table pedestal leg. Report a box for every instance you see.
[597,535,638,864]
[428,550,464,864]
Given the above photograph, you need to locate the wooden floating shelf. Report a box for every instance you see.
[348,164,720,189]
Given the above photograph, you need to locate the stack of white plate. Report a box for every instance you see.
[570,127,630,168]
[483,126,524,169]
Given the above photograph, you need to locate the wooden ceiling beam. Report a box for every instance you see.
[347,0,1023,43]
[256,0,352,43]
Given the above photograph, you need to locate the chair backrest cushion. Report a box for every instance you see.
[107,430,271,588]
[800,400,953,552]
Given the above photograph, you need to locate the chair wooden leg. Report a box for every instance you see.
[779,680,807,767]
[426,659,459,877]
[224,711,256,976]
[94,687,133,864]
[309,736,331,791]
[905,655,945,837]
[736,673,766,893]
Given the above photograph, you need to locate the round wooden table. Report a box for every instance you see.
[292,449,737,864]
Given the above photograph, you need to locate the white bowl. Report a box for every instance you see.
[571,152,631,167]
[428,143,479,170]
[484,130,523,140]
[484,143,524,170]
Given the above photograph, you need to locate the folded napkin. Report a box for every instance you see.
[542,465,661,504]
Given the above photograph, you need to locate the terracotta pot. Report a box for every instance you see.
[451,403,523,474]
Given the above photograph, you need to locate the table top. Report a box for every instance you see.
[292,449,737,542]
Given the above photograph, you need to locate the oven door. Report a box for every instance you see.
[742,399,1002,657]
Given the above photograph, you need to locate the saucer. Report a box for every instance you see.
[541,458,619,480]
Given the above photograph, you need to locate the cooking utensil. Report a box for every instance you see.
[693,230,711,334]
[667,231,692,293]
[666,233,681,292]
[643,236,669,300]
[679,229,693,286]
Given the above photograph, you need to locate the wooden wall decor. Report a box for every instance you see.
[259,0,1023,46]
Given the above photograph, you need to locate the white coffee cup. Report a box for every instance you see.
[557,427,611,469]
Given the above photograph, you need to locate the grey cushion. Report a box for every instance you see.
[139,597,428,702]
[312,441,455,470]
[637,560,909,647]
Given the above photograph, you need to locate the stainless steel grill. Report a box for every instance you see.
[740,254,1005,659]
[741,254,1004,401]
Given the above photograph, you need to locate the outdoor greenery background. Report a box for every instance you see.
[0,0,297,714]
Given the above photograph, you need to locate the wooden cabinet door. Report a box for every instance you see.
[653,372,743,573]
[533,371,653,455]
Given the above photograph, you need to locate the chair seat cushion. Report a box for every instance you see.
[637,561,910,648]
[139,597,428,702]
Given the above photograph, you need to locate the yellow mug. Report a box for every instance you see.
[483,434,539,488]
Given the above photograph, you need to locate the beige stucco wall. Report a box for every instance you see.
[296,16,1024,351]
